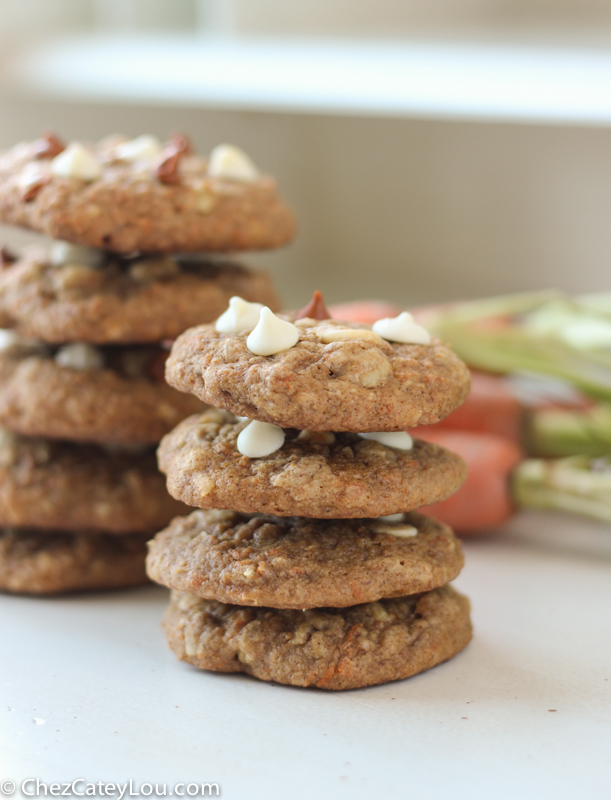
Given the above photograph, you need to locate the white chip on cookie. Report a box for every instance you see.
[370,521,419,538]
[208,144,260,182]
[373,312,431,345]
[113,135,163,163]
[237,420,285,458]
[247,308,299,356]
[50,143,103,181]
[215,296,264,335]
[358,431,413,450]
[55,343,105,371]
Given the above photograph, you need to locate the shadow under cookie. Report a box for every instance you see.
[0,528,150,594]
[158,411,467,518]
[147,509,464,608]
[163,585,472,690]
[0,433,189,533]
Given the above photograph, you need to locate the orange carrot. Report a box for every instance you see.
[328,300,401,325]
[412,429,523,534]
[432,371,523,443]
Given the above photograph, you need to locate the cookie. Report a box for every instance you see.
[0,346,204,444]
[0,431,188,533]
[0,528,149,594]
[0,136,296,253]
[146,509,464,608]
[157,411,466,518]
[166,318,471,432]
[163,585,472,690]
[0,248,280,344]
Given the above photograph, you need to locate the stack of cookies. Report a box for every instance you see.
[0,132,294,595]
[147,292,474,690]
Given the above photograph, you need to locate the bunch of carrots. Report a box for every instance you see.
[331,292,611,535]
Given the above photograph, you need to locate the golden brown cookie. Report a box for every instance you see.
[166,318,471,432]
[163,585,472,690]
[0,346,204,444]
[0,528,149,594]
[0,431,188,533]
[146,509,464,608]
[0,248,280,344]
[0,137,295,253]
[157,411,466,518]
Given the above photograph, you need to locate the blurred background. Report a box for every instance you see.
[1,0,611,307]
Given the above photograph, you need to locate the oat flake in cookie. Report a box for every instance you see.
[0,135,296,253]
[165,317,471,432]
[0,247,280,344]
[158,410,467,518]
[146,509,464,608]
[163,585,472,690]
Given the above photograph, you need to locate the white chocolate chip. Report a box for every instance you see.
[237,420,285,458]
[50,143,103,181]
[247,308,299,356]
[113,135,163,162]
[317,327,385,345]
[370,521,419,538]
[55,343,104,371]
[358,431,413,450]
[49,241,105,269]
[372,312,431,345]
[208,144,260,182]
[215,296,265,335]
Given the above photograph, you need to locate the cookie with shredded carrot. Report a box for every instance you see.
[163,585,472,690]
[0,135,295,253]
[157,410,467,518]
[0,247,280,344]
[146,509,464,608]
[0,528,149,595]
[166,316,470,432]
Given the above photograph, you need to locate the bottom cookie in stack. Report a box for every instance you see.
[147,510,472,690]
[0,429,189,595]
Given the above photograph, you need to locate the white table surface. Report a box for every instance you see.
[2,510,610,800]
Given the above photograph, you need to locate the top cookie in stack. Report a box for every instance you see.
[0,132,293,595]
[148,293,473,689]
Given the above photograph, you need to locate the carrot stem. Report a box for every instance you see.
[512,456,611,523]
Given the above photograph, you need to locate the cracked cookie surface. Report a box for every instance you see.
[166,318,470,432]
[158,410,466,518]
[163,585,472,690]
[146,509,464,608]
